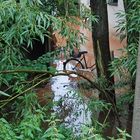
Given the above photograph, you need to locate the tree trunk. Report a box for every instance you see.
[90,0,116,105]
[132,39,140,140]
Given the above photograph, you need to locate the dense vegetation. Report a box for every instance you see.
[0,0,139,139]
[110,0,140,108]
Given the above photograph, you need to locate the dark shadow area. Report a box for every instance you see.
[126,104,133,140]
[98,110,116,139]
[22,34,57,60]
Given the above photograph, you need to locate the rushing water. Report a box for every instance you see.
[51,60,92,132]
[36,58,132,137]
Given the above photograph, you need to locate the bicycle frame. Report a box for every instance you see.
[79,54,88,69]
[78,52,96,71]
[63,51,96,71]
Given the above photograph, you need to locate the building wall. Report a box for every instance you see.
[107,0,126,57]
[80,0,126,57]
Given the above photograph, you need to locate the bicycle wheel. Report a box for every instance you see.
[63,58,84,71]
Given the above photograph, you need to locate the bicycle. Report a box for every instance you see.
[63,51,96,71]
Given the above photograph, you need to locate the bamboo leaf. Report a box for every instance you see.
[20,0,27,7]
[0,91,11,97]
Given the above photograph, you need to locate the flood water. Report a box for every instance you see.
[36,57,133,138]
[36,54,132,138]
[49,60,92,132]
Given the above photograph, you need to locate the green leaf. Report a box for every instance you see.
[0,90,11,97]
[20,0,27,7]
[37,0,43,5]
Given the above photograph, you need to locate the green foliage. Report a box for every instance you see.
[42,114,65,140]
[79,123,105,140]
[0,0,91,90]
[109,128,131,140]
[17,113,43,139]
[0,92,131,140]
[88,98,112,112]
[52,0,79,17]
[0,0,50,47]
[80,4,99,29]
[0,0,97,122]
[0,0,133,139]
[117,91,134,110]
[110,0,140,81]
[0,90,11,97]
[0,0,55,88]
[0,0,92,72]
[0,93,43,140]
[110,0,140,106]
[21,52,56,72]
[0,118,17,140]
[95,76,110,90]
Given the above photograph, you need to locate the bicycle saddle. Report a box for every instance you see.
[79,51,88,55]
[73,51,88,58]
